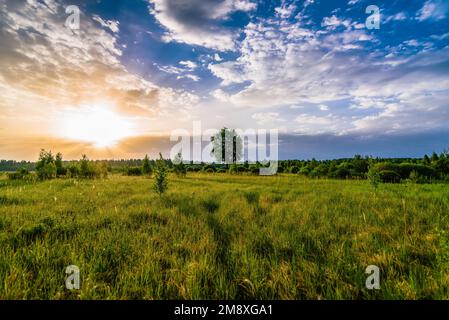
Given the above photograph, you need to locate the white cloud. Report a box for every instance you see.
[252,112,282,125]
[295,114,347,135]
[207,12,449,135]
[210,89,230,102]
[417,0,449,21]
[177,74,200,82]
[0,0,199,135]
[93,15,120,33]
[179,60,198,70]
[321,15,351,30]
[148,0,256,51]
[275,3,297,19]
[385,12,407,23]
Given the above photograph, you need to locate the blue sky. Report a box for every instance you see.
[1,0,449,160]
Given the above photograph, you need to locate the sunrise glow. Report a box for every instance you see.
[57,103,136,148]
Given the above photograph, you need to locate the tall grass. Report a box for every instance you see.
[0,174,448,299]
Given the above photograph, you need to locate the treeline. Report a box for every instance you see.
[7,150,108,181]
[0,160,35,172]
[4,150,449,184]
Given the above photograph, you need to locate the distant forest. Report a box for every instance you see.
[2,149,449,183]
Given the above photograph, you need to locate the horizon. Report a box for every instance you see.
[1,0,449,161]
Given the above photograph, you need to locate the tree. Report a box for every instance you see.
[367,167,381,189]
[173,153,187,177]
[211,127,243,165]
[153,153,168,196]
[79,155,91,178]
[36,149,57,180]
[55,152,67,176]
[142,154,152,175]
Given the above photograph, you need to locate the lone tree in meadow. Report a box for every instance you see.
[153,153,168,196]
[211,127,243,164]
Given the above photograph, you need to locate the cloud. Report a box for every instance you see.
[275,3,297,19]
[93,15,120,33]
[179,60,198,70]
[148,0,256,51]
[417,0,449,21]
[252,112,283,125]
[0,0,199,140]
[295,114,347,135]
[385,12,407,23]
[321,15,351,30]
[207,12,449,136]
[177,74,200,82]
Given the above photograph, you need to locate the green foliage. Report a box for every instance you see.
[378,170,401,183]
[36,149,57,180]
[125,167,143,176]
[7,167,32,181]
[67,164,80,178]
[367,167,381,189]
[173,153,187,177]
[290,166,300,174]
[153,153,168,196]
[79,155,107,179]
[142,155,152,175]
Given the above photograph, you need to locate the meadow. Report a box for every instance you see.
[0,173,448,299]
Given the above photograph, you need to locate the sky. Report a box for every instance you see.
[0,0,449,161]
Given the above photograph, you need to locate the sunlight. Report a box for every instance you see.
[57,103,136,148]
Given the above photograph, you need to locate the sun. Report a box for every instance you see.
[57,103,135,148]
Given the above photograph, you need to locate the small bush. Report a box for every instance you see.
[153,153,168,196]
[125,167,143,176]
[290,166,300,174]
[378,170,401,183]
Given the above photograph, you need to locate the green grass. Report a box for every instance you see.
[0,173,448,299]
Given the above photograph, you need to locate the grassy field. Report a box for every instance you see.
[0,173,448,299]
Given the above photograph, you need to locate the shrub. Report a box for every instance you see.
[79,155,107,179]
[126,167,143,176]
[153,153,168,196]
[142,155,152,175]
[56,167,67,177]
[378,170,401,183]
[290,166,300,174]
[250,167,259,175]
[330,167,350,179]
[408,170,428,184]
[173,153,187,177]
[67,164,80,178]
[229,164,239,175]
[367,167,381,188]
[36,149,56,180]
[7,167,31,180]
[202,165,216,173]
[398,163,437,180]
